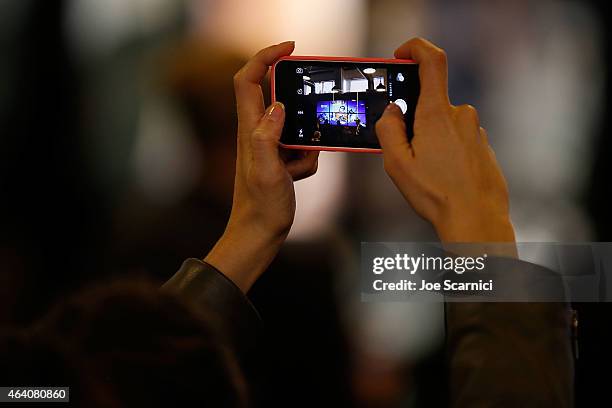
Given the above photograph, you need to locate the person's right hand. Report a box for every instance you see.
[376,38,515,244]
[204,41,319,293]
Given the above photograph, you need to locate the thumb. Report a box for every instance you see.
[250,102,285,164]
[376,103,413,171]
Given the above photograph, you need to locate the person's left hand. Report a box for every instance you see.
[205,41,319,292]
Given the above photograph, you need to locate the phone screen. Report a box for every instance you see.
[273,59,419,151]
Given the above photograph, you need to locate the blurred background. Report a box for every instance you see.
[0,0,610,406]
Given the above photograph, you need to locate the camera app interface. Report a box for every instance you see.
[276,60,419,149]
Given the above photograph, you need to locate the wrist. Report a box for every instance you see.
[434,211,517,258]
[204,218,286,293]
[434,207,516,243]
[228,204,292,242]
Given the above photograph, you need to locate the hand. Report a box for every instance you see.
[205,41,319,292]
[376,38,515,245]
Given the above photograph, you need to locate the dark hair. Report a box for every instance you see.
[0,279,248,407]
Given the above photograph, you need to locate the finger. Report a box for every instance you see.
[376,103,413,175]
[394,38,450,108]
[454,104,479,125]
[453,104,480,140]
[250,102,285,166]
[286,150,319,181]
[279,147,303,163]
[479,126,489,145]
[488,144,498,159]
[234,41,295,136]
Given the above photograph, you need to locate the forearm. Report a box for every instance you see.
[439,218,573,406]
[204,220,285,293]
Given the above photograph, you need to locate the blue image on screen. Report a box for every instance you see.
[330,100,346,113]
[347,113,366,126]
[331,112,348,125]
[346,100,365,114]
[347,100,357,114]
[318,100,366,127]
[317,101,330,113]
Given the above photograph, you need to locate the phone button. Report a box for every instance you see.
[394,98,408,114]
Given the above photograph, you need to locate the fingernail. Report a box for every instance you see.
[280,40,295,47]
[268,102,284,121]
[386,102,400,113]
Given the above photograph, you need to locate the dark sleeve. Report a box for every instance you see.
[445,258,574,407]
[161,258,262,360]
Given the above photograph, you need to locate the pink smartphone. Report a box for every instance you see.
[272,56,419,153]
